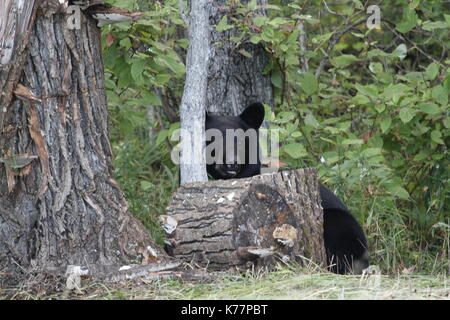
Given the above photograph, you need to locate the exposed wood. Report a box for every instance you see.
[164,168,326,271]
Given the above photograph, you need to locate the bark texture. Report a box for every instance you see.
[0,0,39,134]
[0,3,162,277]
[206,0,273,115]
[179,0,211,185]
[164,169,326,271]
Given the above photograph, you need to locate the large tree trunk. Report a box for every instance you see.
[206,0,273,115]
[0,1,162,280]
[164,169,326,271]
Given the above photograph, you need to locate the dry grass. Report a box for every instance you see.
[1,267,448,300]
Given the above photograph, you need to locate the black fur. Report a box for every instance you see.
[205,102,369,274]
[319,184,369,274]
[205,103,264,179]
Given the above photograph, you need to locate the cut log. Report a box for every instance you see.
[163,168,326,271]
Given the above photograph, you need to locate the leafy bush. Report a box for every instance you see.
[104,0,449,273]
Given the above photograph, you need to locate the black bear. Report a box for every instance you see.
[205,102,369,274]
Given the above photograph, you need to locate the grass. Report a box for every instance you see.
[2,267,448,300]
[93,100,450,301]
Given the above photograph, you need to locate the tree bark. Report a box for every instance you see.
[179,0,211,185]
[0,2,163,279]
[0,0,39,133]
[164,168,326,271]
[206,0,273,115]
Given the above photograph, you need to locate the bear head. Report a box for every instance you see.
[205,102,265,179]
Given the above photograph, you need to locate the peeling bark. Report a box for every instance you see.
[0,0,39,134]
[0,5,163,278]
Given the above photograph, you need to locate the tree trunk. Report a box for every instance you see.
[0,2,162,279]
[163,169,326,271]
[206,0,273,115]
[179,0,210,185]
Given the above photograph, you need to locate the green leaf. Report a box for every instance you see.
[247,0,258,10]
[300,72,318,95]
[312,32,333,44]
[238,49,252,58]
[271,69,283,88]
[275,111,296,124]
[369,62,383,74]
[367,48,391,59]
[445,14,450,26]
[382,83,411,102]
[249,34,261,44]
[342,139,364,145]
[119,38,131,49]
[398,71,423,82]
[156,55,184,75]
[352,94,371,105]
[156,129,169,147]
[142,91,162,106]
[399,107,416,123]
[253,16,267,27]
[304,113,320,128]
[361,147,382,157]
[354,84,379,98]
[425,62,439,80]
[131,59,146,84]
[268,17,289,27]
[419,103,440,115]
[408,0,421,9]
[413,152,429,162]
[431,130,444,144]
[380,118,392,133]
[155,73,171,86]
[444,74,450,92]
[396,7,418,33]
[421,21,448,31]
[386,184,410,200]
[261,27,275,42]
[140,181,153,191]
[392,44,407,60]
[431,85,448,106]
[375,104,386,113]
[261,4,281,10]
[331,54,359,67]
[444,117,450,129]
[216,16,233,32]
[351,0,364,9]
[283,143,308,159]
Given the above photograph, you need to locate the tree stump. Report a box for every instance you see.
[163,168,326,271]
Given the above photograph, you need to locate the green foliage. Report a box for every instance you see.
[104,0,449,274]
[218,0,449,273]
[103,0,184,244]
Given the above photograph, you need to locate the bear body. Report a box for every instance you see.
[205,102,369,274]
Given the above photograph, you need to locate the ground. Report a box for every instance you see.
[1,267,448,300]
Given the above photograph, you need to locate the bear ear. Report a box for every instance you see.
[239,102,265,129]
[205,109,211,121]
